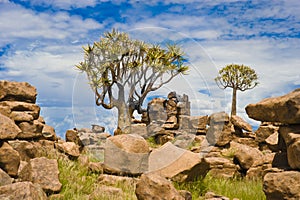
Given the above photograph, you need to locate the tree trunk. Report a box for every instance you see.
[231,87,237,116]
[117,102,131,134]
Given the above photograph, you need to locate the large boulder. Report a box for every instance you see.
[0,142,20,177]
[0,181,47,200]
[55,141,80,158]
[104,134,150,175]
[17,120,44,139]
[135,173,184,200]
[19,157,62,193]
[263,171,300,200]
[278,125,300,169]
[255,122,279,143]
[0,101,40,120]
[0,113,21,140]
[0,168,12,186]
[230,141,264,170]
[246,88,300,124]
[206,112,232,147]
[8,140,38,161]
[204,157,239,178]
[231,115,252,132]
[148,142,209,182]
[0,80,37,103]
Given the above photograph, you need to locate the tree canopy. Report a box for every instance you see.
[76,29,189,131]
[215,64,258,115]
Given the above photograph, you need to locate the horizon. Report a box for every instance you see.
[0,0,299,137]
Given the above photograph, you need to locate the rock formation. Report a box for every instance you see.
[246,88,300,199]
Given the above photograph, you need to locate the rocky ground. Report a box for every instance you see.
[0,80,300,200]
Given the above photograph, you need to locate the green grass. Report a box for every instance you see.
[46,150,265,200]
[174,174,266,200]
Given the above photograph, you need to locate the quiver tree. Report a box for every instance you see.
[215,64,258,116]
[76,29,189,132]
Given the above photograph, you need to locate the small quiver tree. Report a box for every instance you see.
[215,64,258,116]
[76,29,189,133]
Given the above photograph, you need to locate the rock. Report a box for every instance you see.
[55,142,80,158]
[88,162,103,173]
[104,134,150,175]
[204,157,239,178]
[173,133,195,149]
[91,124,105,133]
[98,174,139,186]
[0,142,20,177]
[42,124,57,140]
[230,141,264,170]
[0,181,47,200]
[89,185,124,199]
[179,115,208,131]
[246,88,300,124]
[66,129,83,148]
[0,168,13,186]
[148,142,209,182]
[0,80,37,103]
[10,111,34,122]
[8,140,37,161]
[231,115,252,132]
[208,112,229,125]
[265,132,279,151]
[135,173,184,200]
[126,123,148,138]
[179,190,192,200]
[148,98,168,123]
[206,122,232,147]
[0,113,21,140]
[263,171,300,200]
[0,101,40,120]
[17,120,44,139]
[204,191,230,200]
[278,125,300,169]
[255,123,279,143]
[19,157,62,193]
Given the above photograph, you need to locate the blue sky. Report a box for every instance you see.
[1,0,300,137]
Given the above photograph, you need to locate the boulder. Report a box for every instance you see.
[173,133,195,149]
[19,157,62,193]
[17,120,44,139]
[179,115,208,131]
[0,113,21,140]
[135,173,184,200]
[231,115,252,132]
[246,88,300,124]
[147,98,168,123]
[55,141,80,158]
[89,185,124,199]
[0,142,20,177]
[278,125,300,169]
[265,132,279,151]
[148,142,209,182]
[255,123,279,143]
[208,112,229,125]
[66,129,83,148]
[0,80,37,103]
[0,168,12,186]
[8,140,37,161]
[98,174,139,186]
[91,124,105,133]
[0,101,40,120]
[263,171,300,200]
[0,182,47,200]
[126,123,148,138]
[204,157,239,178]
[206,123,232,147]
[41,124,57,140]
[230,141,264,170]
[104,134,150,175]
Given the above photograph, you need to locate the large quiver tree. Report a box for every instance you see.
[215,64,258,116]
[76,29,189,132]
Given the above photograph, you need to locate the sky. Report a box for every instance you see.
[0,0,300,137]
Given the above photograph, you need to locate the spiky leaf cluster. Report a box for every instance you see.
[215,64,258,91]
